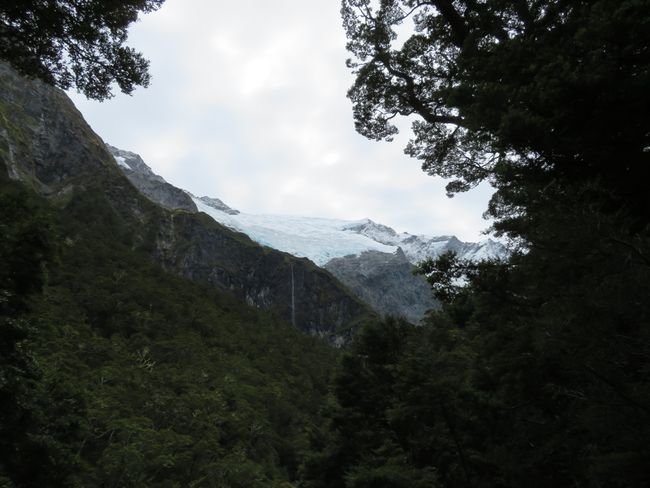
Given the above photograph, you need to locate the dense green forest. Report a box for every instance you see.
[2,0,650,487]
[0,173,337,486]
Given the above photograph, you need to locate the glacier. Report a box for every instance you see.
[191,196,506,266]
[192,197,399,265]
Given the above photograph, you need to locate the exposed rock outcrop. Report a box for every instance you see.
[196,195,240,215]
[106,144,198,212]
[324,249,437,324]
[156,211,367,343]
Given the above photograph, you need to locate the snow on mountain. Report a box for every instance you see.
[191,198,507,267]
[106,143,507,323]
[192,197,399,266]
[342,219,507,263]
[107,144,198,212]
[113,155,131,170]
[107,144,166,183]
[197,195,240,215]
[106,143,507,267]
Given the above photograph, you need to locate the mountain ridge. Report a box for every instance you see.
[105,144,506,324]
[105,145,507,267]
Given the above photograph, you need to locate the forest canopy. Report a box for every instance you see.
[342,0,650,240]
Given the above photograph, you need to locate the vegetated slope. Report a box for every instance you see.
[0,61,373,344]
[0,174,337,486]
[0,65,342,484]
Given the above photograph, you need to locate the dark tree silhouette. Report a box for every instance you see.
[0,0,165,99]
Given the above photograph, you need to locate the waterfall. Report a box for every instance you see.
[291,263,296,327]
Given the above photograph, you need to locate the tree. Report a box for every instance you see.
[0,184,82,487]
[300,318,441,488]
[0,0,165,100]
[337,2,650,485]
[342,0,650,239]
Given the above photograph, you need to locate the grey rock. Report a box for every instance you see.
[156,212,370,342]
[344,219,508,264]
[325,249,438,324]
[106,144,198,212]
[0,62,117,193]
[196,195,239,215]
[343,219,399,241]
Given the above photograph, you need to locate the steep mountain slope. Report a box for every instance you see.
[0,170,339,486]
[104,145,505,323]
[0,61,372,343]
[324,249,438,323]
[103,148,506,269]
[108,144,198,212]
[0,61,353,485]
[188,183,506,325]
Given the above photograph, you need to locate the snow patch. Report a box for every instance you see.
[113,155,131,170]
[192,198,398,265]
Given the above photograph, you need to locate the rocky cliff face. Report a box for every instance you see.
[0,64,117,193]
[0,62,372,343]
[106,144,198,212]
[104,144,442,323]
[155,211,366,343]
[342,219,508,264]
[196,195,240,215]
[324,249,438,324]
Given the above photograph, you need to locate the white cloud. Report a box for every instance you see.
[67,0,494,242]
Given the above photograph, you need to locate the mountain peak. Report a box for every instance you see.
[196,195,240,215]
[106,144,197,212]
[342,219,399,245]
[106,144,164,183]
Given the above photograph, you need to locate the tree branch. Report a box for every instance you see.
[431,0,469,47]
[376,53,465,126]
[395,2,437,23]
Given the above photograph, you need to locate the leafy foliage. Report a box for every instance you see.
[0,184,78,487]
[342,0,650,235]
[0,1,165,99]
[304,278,650,486]
[299,1,650,487]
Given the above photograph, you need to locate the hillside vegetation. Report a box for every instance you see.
[1,171,338,487]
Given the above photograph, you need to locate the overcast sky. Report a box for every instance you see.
[67,0,495,242]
